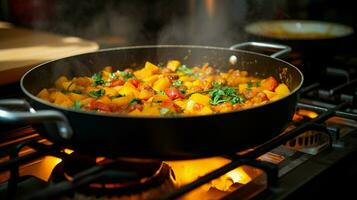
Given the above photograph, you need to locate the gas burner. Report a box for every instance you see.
[49,153,177,199]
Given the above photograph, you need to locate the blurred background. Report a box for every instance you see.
[1,0,356,47]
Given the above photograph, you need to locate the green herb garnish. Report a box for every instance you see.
[255,82,261,87]
[110,72,118,79]
[73,100,82,110]
[110,94,125,99]
[88,89,105,98]
[172,80,183,87]
[92,72,105,86]
[129,98,142,105]
[159,108,170,115]
[179,88,187,94]
[208,84,245,105]
[120,71,134,80]
[177,65,194,76]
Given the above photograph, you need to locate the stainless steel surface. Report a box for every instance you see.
[0,99,73,140]
[229,42,292,58]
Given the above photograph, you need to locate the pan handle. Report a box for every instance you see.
[0,99,73,140]
[229,42,291,58]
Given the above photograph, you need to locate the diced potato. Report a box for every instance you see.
[144,61,160,73]
[275,83,290,96]
[138,89,154,100]
[134,68,152,80]
[174,100,186,110]
[112,96,133,106]
[262,90,276,100]
[98,96,111,104]
[75,77,91,86]
[118,85,139,97]
[142,104,160,116]
[68,93,85,101]
[62,81,76,90]
[53,92,72,107]
[179,76,194,82]
[152,94,169,102]
[152,77,171,91]
[238,84,248,92]
[37,89,49,100]
[189,93,210,106]
[183,81,193,89]
[192,79,203,87]
[103,87,118,97]
[128,109,142,116]
[102,71,111,80]
[143,75,159,86]
[198,106,213,115]
[166,60,181,72]
[55,76,68,89]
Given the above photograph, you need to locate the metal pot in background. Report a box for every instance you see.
[244,20,355,83]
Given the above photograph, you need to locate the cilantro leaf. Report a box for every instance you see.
[120,71,134,80]
[92,72,105,86]
[88,89,105,98]
[129,98,142,106]
[172,80,183,87]
[110,94,125,99]
[208,84,245,105]
[177,65,194,76]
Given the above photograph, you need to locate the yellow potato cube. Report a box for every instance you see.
[152,94,169,102]
[112,96,133,106]
[198,106,213,115]
[68,93,85,101]
[166,60,181,72]
[138,90,154,100]
[37,89,49,100]
[189,93,210,106]
[144,61,160,73]
[103,88,118,97]
[262,90,276,100]
[143,75,159,86]
[275,83,290,96]
[152,77,171,91]
[55,76,68,89]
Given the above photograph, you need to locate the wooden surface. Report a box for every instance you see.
[0,21,99,85]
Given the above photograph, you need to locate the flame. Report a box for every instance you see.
[293,109,319,121]
[298,109,318,119]
[167,157,263,200]
[226,168,252,184]
[63,148,74,154]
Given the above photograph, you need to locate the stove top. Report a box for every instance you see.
[1,53,357,200]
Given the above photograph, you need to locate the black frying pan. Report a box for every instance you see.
[0,42,303,160]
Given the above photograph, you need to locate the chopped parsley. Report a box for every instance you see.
[177,65,194,76]
[159,108,170,115]
[73,100,82,110]
[88,89,105,98]
[172,80,183,87]
[91,72,105,86]
[208,84,245,105]
[129,98,142,105]
[255,82,261,87]
[110,72,118,79]
[179,88,187,94]
[110,94,125,99]
[120,71,134,80]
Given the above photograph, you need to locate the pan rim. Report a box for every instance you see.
[20,45,304,119]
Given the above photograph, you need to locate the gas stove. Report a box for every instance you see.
[0,55,357,200]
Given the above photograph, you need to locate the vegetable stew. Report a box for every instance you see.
[37,60,290,116]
